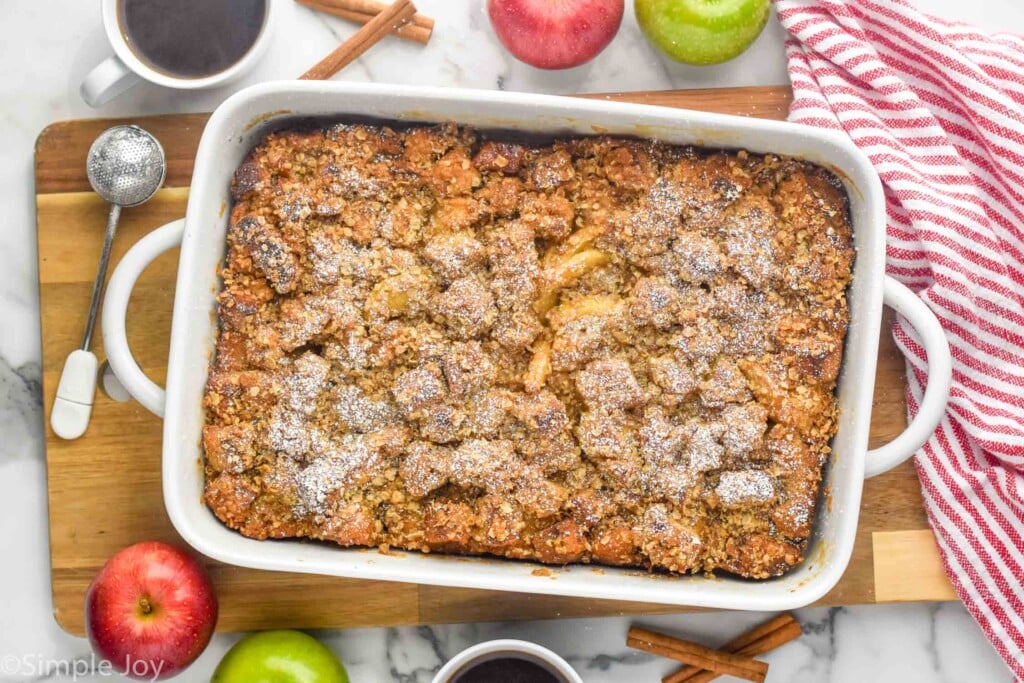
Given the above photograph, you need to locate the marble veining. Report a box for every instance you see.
[0,358,42,463]
[2,0,1023,680]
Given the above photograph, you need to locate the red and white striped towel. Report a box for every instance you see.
[772,0,1024,676]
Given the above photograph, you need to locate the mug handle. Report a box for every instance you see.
[81,54,142,107]
[863,276,953,478]
[102,219,185,417]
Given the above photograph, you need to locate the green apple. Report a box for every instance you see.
[212,630,349,683]
[635,0,771,66]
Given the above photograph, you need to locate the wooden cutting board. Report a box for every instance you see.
[36,86,955,637]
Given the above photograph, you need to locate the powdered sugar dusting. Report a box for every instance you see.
[335,385,398,433]
[685,421,725,473]
[267,407,311,458]
[448,439,517,493]
[283,353,330,415]
[575,357,644,411]
[208,122,851,578]
[328,163,384,200]
[721,403,768,457]
[716,470,775,506]
[294,433,379,515]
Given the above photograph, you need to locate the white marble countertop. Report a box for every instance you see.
[2,1,1021,681]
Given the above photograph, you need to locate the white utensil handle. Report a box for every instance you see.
[80,54,142,108]
[102,219,185,418]
[51,349,99,439]
[864,276,952,478]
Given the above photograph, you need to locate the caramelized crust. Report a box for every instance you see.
[203,122,854,579]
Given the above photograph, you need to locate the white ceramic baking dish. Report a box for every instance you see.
[103,82,951,610]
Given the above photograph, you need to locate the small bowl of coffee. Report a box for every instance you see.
[119,0,268,79]
[433,640,582,683]
[81,0,284,106]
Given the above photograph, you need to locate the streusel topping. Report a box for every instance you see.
[203,122,853,578]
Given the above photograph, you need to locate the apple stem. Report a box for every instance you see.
[139,597,153,615]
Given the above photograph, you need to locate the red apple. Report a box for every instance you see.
[86,541,218,680]
[488,0,625,69]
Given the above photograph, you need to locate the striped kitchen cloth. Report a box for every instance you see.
[772,0,1024,677]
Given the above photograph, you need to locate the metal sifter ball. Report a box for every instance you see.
[51,124,167,441]
[87,124,167,207]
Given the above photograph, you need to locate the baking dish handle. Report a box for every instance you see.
[863,276,952,478]
[102,219,185,418]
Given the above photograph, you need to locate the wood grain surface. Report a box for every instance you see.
[873,530,957,603]
[37,85,950,637]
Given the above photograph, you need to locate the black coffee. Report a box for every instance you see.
[119,0,267,78]
[452,657,563,683]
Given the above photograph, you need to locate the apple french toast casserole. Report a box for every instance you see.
[202,121,853,579]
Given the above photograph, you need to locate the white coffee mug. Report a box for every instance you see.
[81,0,286,107]
[432,640,583,683]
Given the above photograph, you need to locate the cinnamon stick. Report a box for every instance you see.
[663,614,803,683]
[627,627,769,683]
[683,622,802,683]
[300,0,418,80]
[310,0,434,29]
[296,0,433,44]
